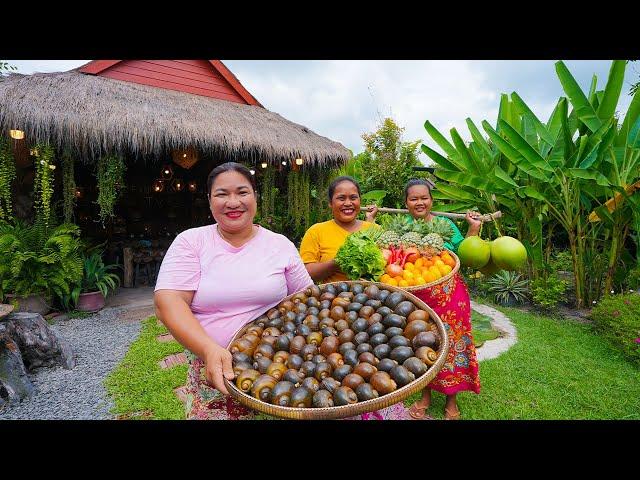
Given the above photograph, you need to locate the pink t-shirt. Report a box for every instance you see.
[154,224,313,348]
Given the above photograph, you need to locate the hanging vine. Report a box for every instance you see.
[0,136,16,221]
[312,166,331,223]
[287,168,311,237]
[96,154,126,225]
[33,143,56,231]
[61,149,76,223]
[260,165,276,219]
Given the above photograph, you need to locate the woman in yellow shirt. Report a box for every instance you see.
[300,176,377,283]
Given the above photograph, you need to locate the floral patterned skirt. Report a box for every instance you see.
[184,351,408,420]
[412,273,481,396]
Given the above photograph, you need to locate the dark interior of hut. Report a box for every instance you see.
[71,152,219,288]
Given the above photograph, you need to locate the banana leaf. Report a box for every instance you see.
[511,92,555,147]
[627,115,640,149]
[546,97,568,142]
[498,120,553,172]
[451,127,483,173]
[615,88,640,147]
[466,118,494,158]
[567,168,611,186]
[434,169,496,191]
[432,183,479,202]
[421,144,461,172]
[556,60,602,133]
[597,61,625,121]
[424,120,459,161]
[482,121,549,181]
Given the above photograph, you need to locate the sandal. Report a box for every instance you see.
[444,407,461,420]
[407,402,432,420]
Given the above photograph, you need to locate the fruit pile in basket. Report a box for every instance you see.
[335,215,457,288]
[229,282,443,409]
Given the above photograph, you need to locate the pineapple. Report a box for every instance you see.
[400,232,424,249]
[376,230,401,248]
[411,216,453,244]
[421,233,444,257]
[383,215,414,235]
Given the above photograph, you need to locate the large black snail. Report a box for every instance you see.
[231,282,441,409]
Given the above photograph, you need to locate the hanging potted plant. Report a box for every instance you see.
[66,252,121,312]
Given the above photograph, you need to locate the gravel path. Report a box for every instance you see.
[0,307,141,420]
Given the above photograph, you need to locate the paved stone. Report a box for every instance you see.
[174,385,189,404]
[158,352,187,369]
[156,333,175,343]
[471,301,518,362]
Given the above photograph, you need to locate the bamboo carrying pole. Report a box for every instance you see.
[368,207,502,223]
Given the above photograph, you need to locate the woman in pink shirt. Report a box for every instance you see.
[154,162,313,419]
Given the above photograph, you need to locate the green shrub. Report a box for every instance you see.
[530,274,568,311]
[626,265,640,291]
[550,250,573,272]
[589,293,640,367]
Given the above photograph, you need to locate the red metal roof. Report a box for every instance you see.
[77,60,262,106]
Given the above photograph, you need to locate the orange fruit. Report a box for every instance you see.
[404,262,415,271]
[398,279,410,287]
[402,270,415,281]
[387,277,399,286]
[433,259,444,267]
[423,271,437,283]
[415,275,426,285]
[442,255,456,268]
[429,266,441,278]
[380,274,392,283]
[438,264,452,276]
[423,259,434,268]
[414,258,424,268]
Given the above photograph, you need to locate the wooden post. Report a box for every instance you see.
[369,207,502,223]
[123,247,134,288]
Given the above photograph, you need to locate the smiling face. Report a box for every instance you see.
[405,184,432,219]
[209,170,257,234]
[330,180,361,224]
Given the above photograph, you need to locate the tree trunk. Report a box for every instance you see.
[568,232,584,308]
[123,247,134,288]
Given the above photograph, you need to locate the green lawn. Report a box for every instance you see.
[405,307,640,419]
[104,316,188,420]
[106,306,640,420]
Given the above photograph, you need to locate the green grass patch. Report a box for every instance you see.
[405,306,640,419]
[104,316,188,420]
[471,309,500,347]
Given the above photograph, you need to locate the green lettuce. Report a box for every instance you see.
[335,229,386,281]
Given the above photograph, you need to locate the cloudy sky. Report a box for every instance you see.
[6,60,638,163]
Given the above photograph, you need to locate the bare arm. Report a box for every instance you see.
[154,289,234,394]
[305,260,340,283]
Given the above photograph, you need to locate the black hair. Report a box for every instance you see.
[207,162,257,196]
[327,176,361,202]
[404,178,433,201]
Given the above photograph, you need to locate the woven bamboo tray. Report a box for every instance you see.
[400,250,460,293]
[224,280,449,420]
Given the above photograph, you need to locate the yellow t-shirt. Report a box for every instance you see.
[299,219,376,283]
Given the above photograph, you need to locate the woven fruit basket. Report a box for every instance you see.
[224,280,449,420]
[400,249,460,294]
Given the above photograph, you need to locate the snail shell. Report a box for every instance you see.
[250,374,278,402]
[245,325,264,337]
[273,350,290,364]
[415,346,438,366]
[233,361,253,377]
[266,362,287,381]
[312,389,334,408]
[229,338,255,357]
[333,386,358,406]
[270,381,295,406]
[290,386,313,408]
[236,369,260,392]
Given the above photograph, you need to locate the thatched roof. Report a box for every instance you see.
[0,70,351,166]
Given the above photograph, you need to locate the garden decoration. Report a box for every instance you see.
[224,281,449,419]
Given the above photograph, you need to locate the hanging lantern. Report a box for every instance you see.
[172,146,199,169]
[160,164,173,180]
[188,180,197,193]
[74,187,85,199]
[281,161,287,166]
[10,129,24,140]
[295,158,303,166]
[249,169,256,176]
[153,179,165,193]
[172,178,184,192]
[261,162,268,169]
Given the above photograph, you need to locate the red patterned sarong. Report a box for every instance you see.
[412,273,480,395]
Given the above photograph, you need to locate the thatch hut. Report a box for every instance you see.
[0,60,350,286]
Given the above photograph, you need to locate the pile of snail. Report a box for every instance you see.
[229,282,441,409]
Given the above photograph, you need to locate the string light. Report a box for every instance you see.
[281,161,287,166]
[261,162,268,169]
[295,158,303,166]
[249,169,256,175]
[10,129,24,140]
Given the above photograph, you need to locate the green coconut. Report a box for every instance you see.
[490,236,528,271]
[457,236,491,269]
